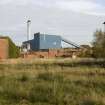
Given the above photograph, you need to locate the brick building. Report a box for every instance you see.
[0,37,9,59]
[0,37,19,59]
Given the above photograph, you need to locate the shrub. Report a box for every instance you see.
[7,37,20,58]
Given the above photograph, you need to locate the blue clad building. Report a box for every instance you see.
[23,33,62,51]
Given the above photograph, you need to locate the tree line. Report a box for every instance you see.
[80,30,105,58]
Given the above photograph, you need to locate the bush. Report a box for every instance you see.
[7,37,20,58]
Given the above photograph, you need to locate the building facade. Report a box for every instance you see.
[0,37,9,59]
[23,33,62,51]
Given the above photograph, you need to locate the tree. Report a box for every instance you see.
[92,29,105,58]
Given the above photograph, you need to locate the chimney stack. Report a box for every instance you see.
[27,20,31,41]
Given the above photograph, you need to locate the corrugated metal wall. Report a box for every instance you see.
[23,33,62,51]
[31,34,40,50]
[39,34,61,50]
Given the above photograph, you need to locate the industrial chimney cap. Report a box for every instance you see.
[27,20,31,23]
[34,32,40,36]
[103,22,105,24]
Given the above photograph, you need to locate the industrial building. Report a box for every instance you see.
[22,32,80,58]
[23,32,80,51]
[21,20,81,58]
[23,32,62,51]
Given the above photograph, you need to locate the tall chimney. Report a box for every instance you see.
[27,20,31,41]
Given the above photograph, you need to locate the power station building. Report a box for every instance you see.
[21,20,81,58]
[23,32,80,51]
[23,33,62,51]
[22,32,80,58]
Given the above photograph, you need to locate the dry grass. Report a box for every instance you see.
[0,58,104,105]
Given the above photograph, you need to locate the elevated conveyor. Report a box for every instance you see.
[61,37,80,48]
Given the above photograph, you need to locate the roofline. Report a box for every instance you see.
[34,32,61,37]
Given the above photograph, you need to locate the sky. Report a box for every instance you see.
[0,0,105,46]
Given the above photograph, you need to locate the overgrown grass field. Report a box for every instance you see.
[0,58,105,105]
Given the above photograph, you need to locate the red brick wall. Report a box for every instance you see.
[48,49,58,58]
[21,48,82,59]
[0,39,9,59]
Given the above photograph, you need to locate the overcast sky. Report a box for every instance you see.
[0,0,105,45]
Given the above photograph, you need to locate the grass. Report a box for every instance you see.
[0,58,105,105]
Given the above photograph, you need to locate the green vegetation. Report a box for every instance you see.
[79,30,105,58]
[0,59,104,105]
[0,36,20,58]
[92,30,105,58]
[7,37,20,58]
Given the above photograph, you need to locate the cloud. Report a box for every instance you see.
[0,0,104,45]
[0,0,53,6]
[1,0,105,16]
[56,0,105,16]
[0,0,12,5]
